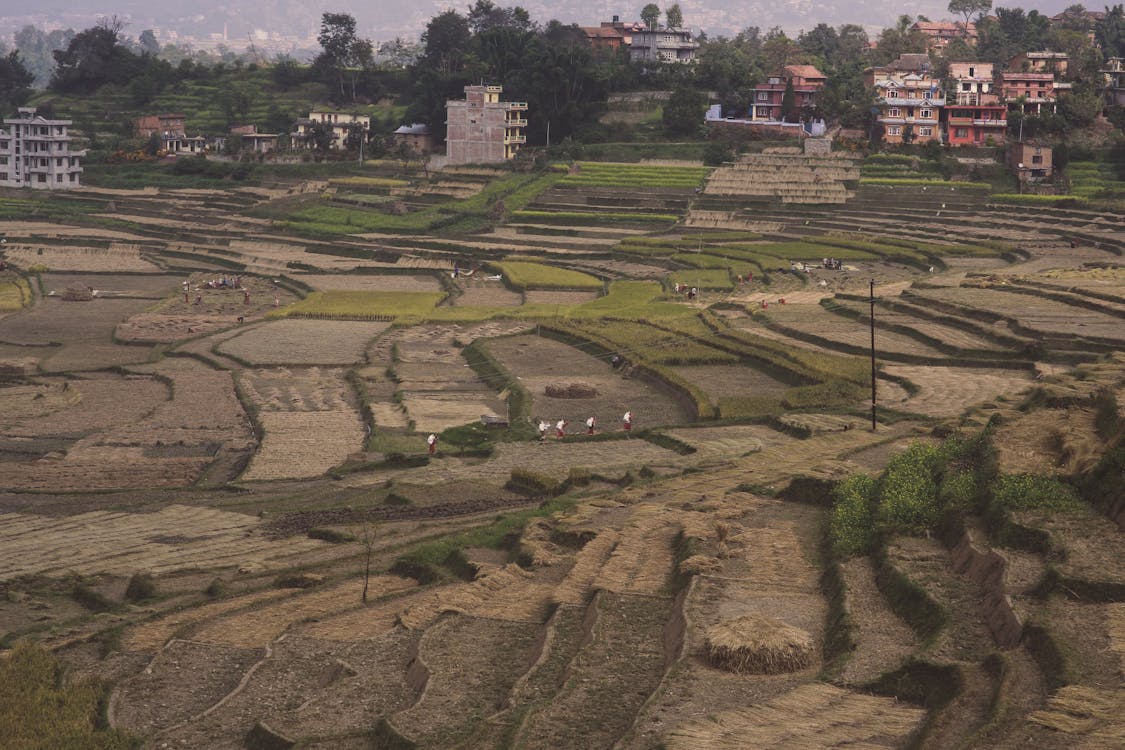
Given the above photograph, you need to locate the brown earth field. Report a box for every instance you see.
[0,181,1123,750]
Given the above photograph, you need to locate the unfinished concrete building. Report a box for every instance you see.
[445,85,527,164]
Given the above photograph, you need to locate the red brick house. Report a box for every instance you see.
[748,65,827,122]
[911,21,977,54]
[944,62,1006,146]
[999,72,1057,115]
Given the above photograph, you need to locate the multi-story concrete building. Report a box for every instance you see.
[874,72,945,144]
[1007,51,1069,78]
[629,28,698,63]
[445,85,527,164]
[292,111,371,150]
[0,107,84,189]
[999,72,1058,115]
[1100,57,1125,107]
[911,21,977,54]
[748,65,827,121]
[945,62,1006,146]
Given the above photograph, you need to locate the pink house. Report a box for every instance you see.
[748,65,827,122]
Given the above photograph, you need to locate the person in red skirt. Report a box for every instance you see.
[623,410,632,433]
[555,419,567,438]
[427,433,437,454]
[586,415,596,434]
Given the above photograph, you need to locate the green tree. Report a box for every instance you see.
[317,12,359,99]
[1097,5,1125,59]
[662,85,706,135]
[138,29,160,55]
[641,4,661,30]
[0,51,34,108]
[50,17,141,93]
[665,4,684,29]
[781,78,796,121]
[948,0,993,28]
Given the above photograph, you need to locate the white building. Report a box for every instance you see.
[292,111,371,150]
[629,28,698,63]
[0,108,85,190]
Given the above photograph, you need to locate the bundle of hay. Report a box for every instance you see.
[545,382,599,399]
[704,615,814,674]
[679,554,721,576]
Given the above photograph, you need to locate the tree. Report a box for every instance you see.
[662,85,706,135]
[641,4,661,30]
[665,4,684,29]
[138,29,160,55]
[948,0,993,28]
[781,79,796,121]
[317,12,358,98]
[1097,5,1125,59]
[0,51,34,108]
[50,18,141,93]
[354,511,378,604]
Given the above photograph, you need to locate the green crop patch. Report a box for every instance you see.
[512,210,679,225]
[277,290,446,319]
[668,268,733,290]
[494,259,603,290]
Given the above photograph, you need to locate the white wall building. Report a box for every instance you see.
[0,108,85,190]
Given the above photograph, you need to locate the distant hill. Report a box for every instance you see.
[2,0,1089,45]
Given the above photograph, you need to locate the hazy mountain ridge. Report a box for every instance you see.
[1,0,1086,46]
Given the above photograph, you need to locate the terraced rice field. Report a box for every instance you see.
[1,169,1123,750]
[218,319,391,365]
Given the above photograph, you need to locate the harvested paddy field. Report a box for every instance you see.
[485,334,693,429]
[297,273,443,292]
[1,176,1123,750]
[218,319,391,365]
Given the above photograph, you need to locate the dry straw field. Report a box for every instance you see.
[0,163,1123,750]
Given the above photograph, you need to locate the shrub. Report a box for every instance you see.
[830,474,878,556]
[938,468,977,509]
[876,443,942,530]
[307,527,356,543]
[124,572,156,602]
[990,474,1085,512]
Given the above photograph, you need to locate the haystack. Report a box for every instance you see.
[704,615,813,674]
[545,382,599,398]
[679,554,722,576]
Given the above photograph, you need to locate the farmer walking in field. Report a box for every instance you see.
[623,410,632,434]
[586,415,597,435]
[538,420,549,441]
[556,419,567,438]
[427,433,437,454]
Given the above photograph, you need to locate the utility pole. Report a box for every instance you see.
[869,279,877,431]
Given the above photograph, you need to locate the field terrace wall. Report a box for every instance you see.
[702,152,860,205]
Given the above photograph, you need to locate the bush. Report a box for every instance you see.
[990,474,1085,512]
[124,572,156,602]
[876,443,942,530]
[307,527,356,543]
[830,474,878,556]
[937,468,977,509]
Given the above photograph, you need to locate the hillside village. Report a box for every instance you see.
[0,3,1123,750]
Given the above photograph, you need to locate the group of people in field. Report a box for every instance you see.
[537,410,633,441]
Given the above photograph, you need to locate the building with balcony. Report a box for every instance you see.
[748,65,827,121]
[1007,51,1069,78]
[1100,57,1125,107]
[445,85,527,164]
[911,21,977,54]
[945,62,1006,146]
[0,107,85,190]
[874,72,945,144]
[999,72,1057,115]
[629,28,698,63]
[134,113,209,155]
[292,111,371,150]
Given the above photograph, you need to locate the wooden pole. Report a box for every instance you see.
[870,278,877,431]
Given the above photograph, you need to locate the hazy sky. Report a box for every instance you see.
[0,0,1091,43]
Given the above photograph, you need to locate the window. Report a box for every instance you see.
[921,109,932,119]
[955,127,968,138]
[1032,155,1043,164]
[756,91,768,101]
[920,127,933,136]
[56,174,62,182]
[889,107,901,117]
[888,126,901,135]
[37,174,45,183]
